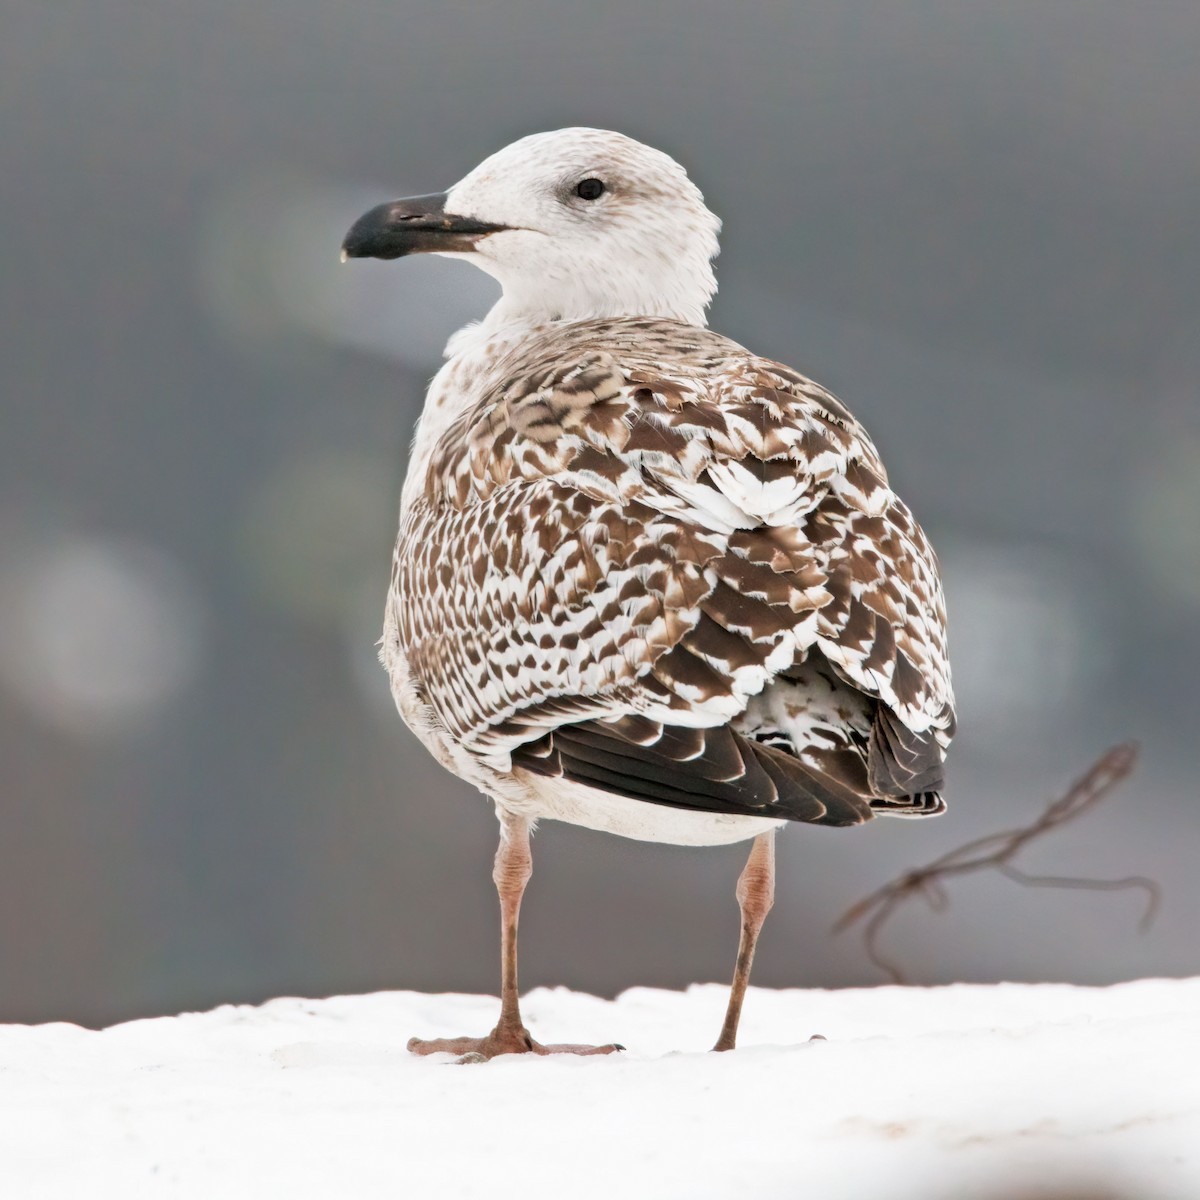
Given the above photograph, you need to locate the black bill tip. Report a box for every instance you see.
[341,192,508,261]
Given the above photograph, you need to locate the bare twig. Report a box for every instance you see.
[834,742,1159,983]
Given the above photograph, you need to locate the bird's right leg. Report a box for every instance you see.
[407,807,622,1062]
[712,830,776,1052]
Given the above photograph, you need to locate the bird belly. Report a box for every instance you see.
[508,770,785,846]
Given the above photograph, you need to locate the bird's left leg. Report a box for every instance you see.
[408,807,622,1061]
[712,830,776,1051]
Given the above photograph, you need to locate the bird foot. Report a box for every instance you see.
[408,1024,623,1063]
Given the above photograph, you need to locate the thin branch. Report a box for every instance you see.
[834,742,1160,983]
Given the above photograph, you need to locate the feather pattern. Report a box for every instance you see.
[382,316,955,836]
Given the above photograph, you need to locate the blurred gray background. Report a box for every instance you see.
[2,0,1197,1027]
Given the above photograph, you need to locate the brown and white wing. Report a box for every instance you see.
[390,321,955,827]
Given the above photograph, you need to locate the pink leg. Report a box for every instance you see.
[408,809,623,1061]
[713,830,776,1052]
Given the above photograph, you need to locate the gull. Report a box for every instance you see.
[342,129,955,1059]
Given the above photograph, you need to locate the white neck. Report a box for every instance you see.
[441,304,545,363]
[478,285,711,333]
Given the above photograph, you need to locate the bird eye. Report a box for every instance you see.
[575,178,606,201]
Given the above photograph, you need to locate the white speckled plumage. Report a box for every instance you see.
[368,129,955,847]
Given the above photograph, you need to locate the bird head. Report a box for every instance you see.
[342,128,721,328]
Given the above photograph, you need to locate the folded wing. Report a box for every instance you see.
[389,318,955,825]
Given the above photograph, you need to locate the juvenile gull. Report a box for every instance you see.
[343,129,956,1058]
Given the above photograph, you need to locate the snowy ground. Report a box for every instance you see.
[2,979,1197,1199]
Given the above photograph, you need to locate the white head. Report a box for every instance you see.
[343,128,721,330]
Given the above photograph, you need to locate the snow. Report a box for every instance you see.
[2,979,1198,1199]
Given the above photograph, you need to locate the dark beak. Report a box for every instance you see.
[341,192,508,261]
